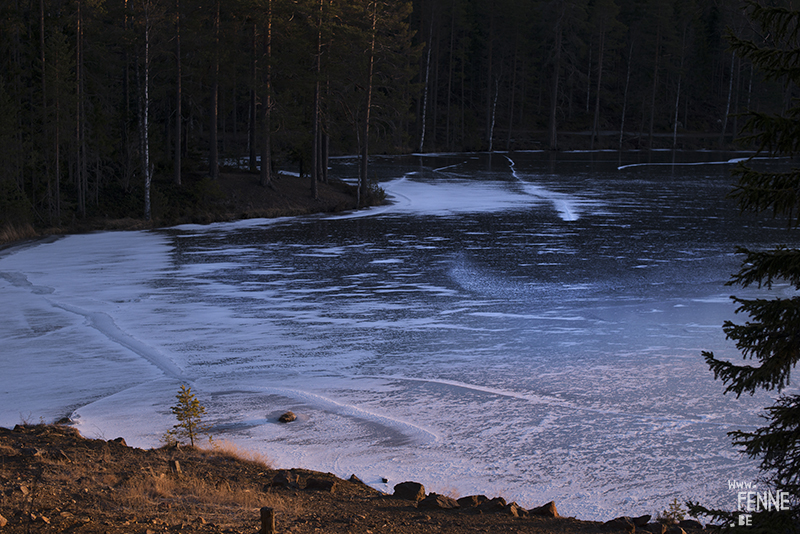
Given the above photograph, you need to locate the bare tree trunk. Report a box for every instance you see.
[311,0,322,200]
[445,0,455,149]
[585,44,591,113]
[673,27,686,150]
[174,0,182,185]
[260,0,272,188]
[55,43,61,221]
[548,15,563,150]
[591,27,605,150]
[721,51,735,147]
[506,46,518,151]
[249,22,257,172]
[648,25,661,149]
[360,1,377,206]
[40,0,51,219]
[138,2,153,221]
[76,0,86,217]
[209,0,220,179]
[488,78,498,152]
[619,39,633,150]
[418,16,434,153]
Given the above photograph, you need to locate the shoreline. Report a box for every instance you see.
[1,170,381,248]
[0,423,710,533]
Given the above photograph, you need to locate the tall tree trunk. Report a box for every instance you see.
[488,78,498,152]
[648,25,661,149]
[485,9,494,146]
[260,0,272,188]
[445,0,455,149]
[40,0,51,219]
[54,25,62,221]
[76,0,86,217]
[311,0,322,200]
[591,27,605,150]
[673,27,686,150]
[360,1,377,206]
[209,0,220,179]
[506,46,518,151]
[138,2,152,221]
[249,22,257,172]
[174,0,182,185]
[585,45,592,113]
[418,17,434,153]
[548,12,563,150]
[619,39,633,150]
[721,51,735,147]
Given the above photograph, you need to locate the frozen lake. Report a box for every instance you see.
[1,150,795,521]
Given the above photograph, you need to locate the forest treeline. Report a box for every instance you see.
[0,0,789,229]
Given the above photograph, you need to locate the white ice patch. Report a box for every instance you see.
[504,155,583,221]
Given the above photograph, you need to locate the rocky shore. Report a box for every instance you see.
[0,424,713,534]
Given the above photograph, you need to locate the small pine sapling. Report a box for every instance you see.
[657,498,686,525]
[167,385,212,446]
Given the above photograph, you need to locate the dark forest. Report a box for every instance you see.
[0,0,788,229]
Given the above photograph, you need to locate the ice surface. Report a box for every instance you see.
[1,151,795,522]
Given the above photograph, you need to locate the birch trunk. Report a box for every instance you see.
[720,51,735,147]
[360,2,377,206]
[418,17,433,153]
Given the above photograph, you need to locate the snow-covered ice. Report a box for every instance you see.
[1,151,794,521]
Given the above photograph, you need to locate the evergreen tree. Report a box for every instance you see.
[694,1,800,531]
[167,384,212,446]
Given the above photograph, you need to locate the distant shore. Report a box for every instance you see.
[1,170,381,248]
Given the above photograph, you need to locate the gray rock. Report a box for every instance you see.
[393,481,426,501]
[633,514,652,527]
[418,493,459,510]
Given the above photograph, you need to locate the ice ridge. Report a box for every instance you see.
[50,301,190,382]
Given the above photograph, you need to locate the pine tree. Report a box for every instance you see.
[694,1,800,531]
[167,385,211,447]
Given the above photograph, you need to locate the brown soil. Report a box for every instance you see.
[0,425,707,534]
[212,171,373,221]
[1,171,375,248]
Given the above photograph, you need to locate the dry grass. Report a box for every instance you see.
[116,470,277,511]
[0,223,36,245]
[204,439,274,469]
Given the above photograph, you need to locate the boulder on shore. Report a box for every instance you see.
[393,481,426,501]
[528,501,558,518]
[456,495,489,508]
[418,493,459,510]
